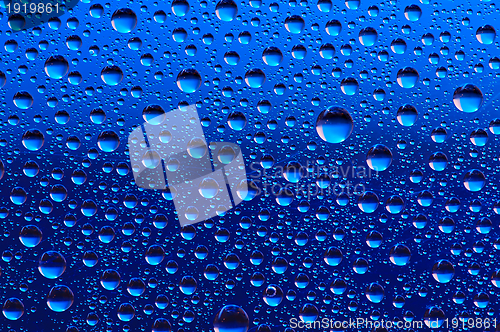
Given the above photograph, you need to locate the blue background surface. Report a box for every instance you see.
[1,0,500,330]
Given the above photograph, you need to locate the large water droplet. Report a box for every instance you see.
[325,19,341,36]
[152,318,172,332]
[19,225,43,247]
[171,0,190,16]
[145,245,165,265]
[227,111,247,130]
[44,55,69,79]
[176,69,202,93]
[285,15,305,34]
[38,251,66,279]
[213,305,249,332]
[244,68,266,88]
[366,144,393,171]
[357,191,379,213]
[428,151,448,171]
[101,65,124,86]
[340,77,359,95]
[187,137,207,158]
[13,91,34,109]
[215,0,238,21]
[100,269,121,290]
[316,106,353,143]
[143,104,166,125]
[396,67,419,88]
[323,247,342,266]
[476,25,496,44]
[179,276,197,295]
[2,298,24,321]
[470,128,488,146]
[463,169,486,192]
[263,284,284,306]
[97,131,120,152]
[365,283,384,303]
[262,47,283,66]
[358,27,378,46]
[199,178,220,198]
[404,4,422,21]
[397,104,418,126]
[111,8,138,33]
[453,84,483,113]
[432,259,455,283]
[47,285,74,312]
[22,129,45,151]
[389,244,411,266]
[115,303,135,322]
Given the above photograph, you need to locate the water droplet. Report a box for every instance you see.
[340,77,359,95]
[463,169,486,192]
[428,151,448,171]
[262,47,283,66]
[152,318,172,332]
[365,283,384,303]
[366,144,393,171]
[404,5,422,21]
[22,129,45,151]
[171,0,190,16]
[385,195,404,214]
[285,15,305,34]
[143,104,166,125]
[199,178,220,198]
[432,259,455,283]
[213,305,249,332]
[397,104,418,126]
[215,0,238,21]
[2,298,24,321]
[44,55,69,79]
[424,306,445,328]
[357,191,380,213]
[453,84,483,113]
[358,27,378,46]
[111,8,138,33]
[227,111,247,130]
[145,245,165,265]
[100,269,121,290]
[176,69,202,93]
[323,247,342,266]
[97,130,120,152]
[396,67,419,88]
[476,25,496,44]
[316,106,354,143]
[263,284,283,306]
[47,285,74,312]
[244,68,266,88]
[101,65,124,86]
[325,19,342,36]
[389,244,411,266]
[13,91,34,109]
[19,225,43,247]
[38,251,66,279]
[117,303,136,322]
[179,276,197,295]
[187,137,207,158]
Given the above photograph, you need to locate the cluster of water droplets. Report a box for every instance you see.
[1,0,500,330]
